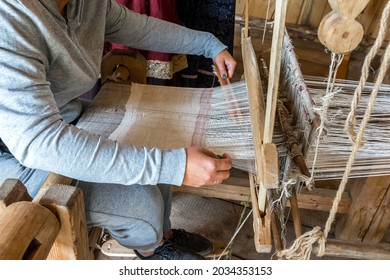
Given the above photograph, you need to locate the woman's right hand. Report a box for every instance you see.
[182,146,232,187]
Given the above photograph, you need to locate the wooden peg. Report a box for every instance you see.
[0,179,32,211]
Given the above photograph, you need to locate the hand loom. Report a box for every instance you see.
[77,0,390,259]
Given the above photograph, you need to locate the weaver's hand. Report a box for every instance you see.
[214,49,237,84]
[183,147,232,188]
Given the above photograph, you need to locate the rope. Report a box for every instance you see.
[345,1,390,144]
[309,52,344,181]
[278,1,390,259]
[217,207,253,260]
[261,0,273,50]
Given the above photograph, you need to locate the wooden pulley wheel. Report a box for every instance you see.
[318,11,364,54]
[101,49,147,84]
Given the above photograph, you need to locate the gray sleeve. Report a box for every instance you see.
[0,10,186,186]
[105,0,227,59]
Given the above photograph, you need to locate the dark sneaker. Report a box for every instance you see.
[168,229,213,256]
[134,241,205,260]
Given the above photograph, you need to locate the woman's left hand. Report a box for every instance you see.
[214,49,237,84]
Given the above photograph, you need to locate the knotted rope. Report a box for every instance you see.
[345,1,390,144]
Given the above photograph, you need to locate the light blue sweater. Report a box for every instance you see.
[0,0,227,186]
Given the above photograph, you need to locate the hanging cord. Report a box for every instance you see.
[261,0,273,51]
[345,0,390,145]
[309,52,344,181]
[217,203,252,260]
[277,1,390,259]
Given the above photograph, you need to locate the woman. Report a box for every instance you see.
[0,0,236,260]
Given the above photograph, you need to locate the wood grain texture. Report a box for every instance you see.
[264,0,288,143]
[0,179,32,211]
[249,174,272,253]
[0,201,60,260]
[312,238,390,259]
[37,184,91,260]
[286,0,305,24]
[317,11,364,54]
[336,176,390,243]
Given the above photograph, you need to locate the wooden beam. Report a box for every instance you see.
[175,180,351,214]
[297,0,313,25]
[270,208,284,251]
[313,238,390,260]
[236,0,276,20]
[289,188,303,237]
[241,27,266,189]
[336,176,390,243]
[358,0,384,37]
[241,24,272,245]
[286,0,305,25]
[336,53,351,79]
[289,187,351,214]
[173,183,250,202]
[264,0,289,143]
[363,182,390,244]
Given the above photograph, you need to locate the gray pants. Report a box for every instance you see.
[0,143,172,252]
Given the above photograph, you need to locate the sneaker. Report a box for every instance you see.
[168,229,213,256]
[134,241,205,260]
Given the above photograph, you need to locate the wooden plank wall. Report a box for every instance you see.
[236,0,386,40]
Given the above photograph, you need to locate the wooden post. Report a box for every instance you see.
[335,176,390,244]
[241,23,274,252]
[241,27,266,189]
[36,184,91,260]
[249,174,272,253]
[244,0,249,38]
[264,0,289,144]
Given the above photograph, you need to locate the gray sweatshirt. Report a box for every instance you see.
[0,0,227,186]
